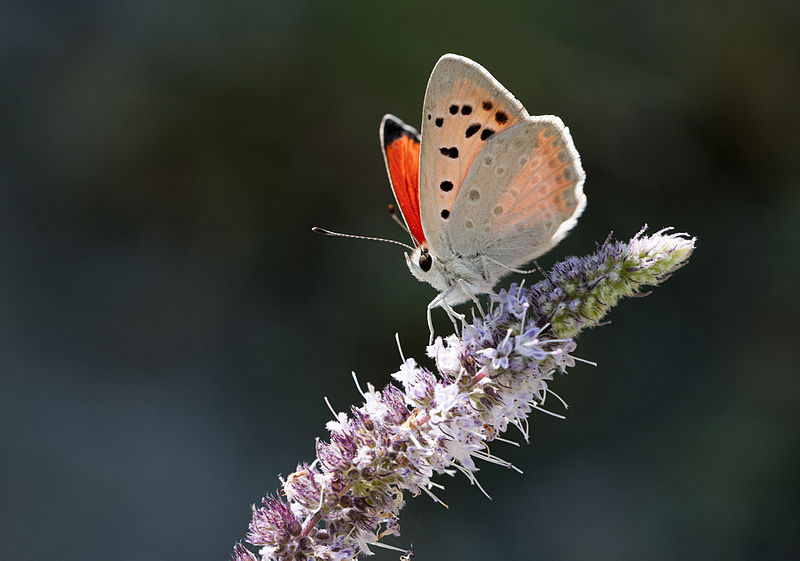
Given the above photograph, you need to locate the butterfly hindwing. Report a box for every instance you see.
[449,117,586,270]
[380,114,424,245]
[419,54,528,254]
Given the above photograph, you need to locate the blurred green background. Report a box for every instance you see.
[2,1,798,559]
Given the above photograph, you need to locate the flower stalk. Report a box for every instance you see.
[233,227,695,561]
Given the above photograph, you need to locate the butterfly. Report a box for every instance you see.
[378,54,586,338]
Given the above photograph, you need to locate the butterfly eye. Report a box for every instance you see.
[419,249,433,272]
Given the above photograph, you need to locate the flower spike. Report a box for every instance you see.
[233,227,695,560]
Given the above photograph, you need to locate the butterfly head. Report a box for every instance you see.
[405,243,450,293]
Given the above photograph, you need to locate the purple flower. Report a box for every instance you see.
[234,227,695,560]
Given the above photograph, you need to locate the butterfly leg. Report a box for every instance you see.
[442,301,465,332]
[457,279,485,318]
[427,288,464,344]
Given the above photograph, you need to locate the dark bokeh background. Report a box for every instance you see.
[2,1,799,560]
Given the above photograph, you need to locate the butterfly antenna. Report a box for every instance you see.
[387,203,411,234]
[312,227,415,251]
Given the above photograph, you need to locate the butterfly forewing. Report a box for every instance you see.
[380,114,425,245]
[448,117,586,270]
[419,54,528,255]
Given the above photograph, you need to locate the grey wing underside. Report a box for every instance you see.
[419,54,528,257]
[446,116,586,271]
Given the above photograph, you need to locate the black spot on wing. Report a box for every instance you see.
[495,111,508,124]
[461,105,472,115]
[435,117,443,127]
[439,147,459,158]
[482,100,493,110]
[465,123,481,138]
[480,128,495,141]
[440,180,453,191]
[449,104,459,115]
[440,209,450,219]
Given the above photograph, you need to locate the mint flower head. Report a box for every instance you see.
[233,227,695,561]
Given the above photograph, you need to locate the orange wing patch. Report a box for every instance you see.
[419,55,529,250]
[422,78,524,218]
[381,115,424,245]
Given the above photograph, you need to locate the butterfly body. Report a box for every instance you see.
[380,54,586,331]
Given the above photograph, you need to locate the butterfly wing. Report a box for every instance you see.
[448,116,586,272]
[380,114,425,245]
[419,54,528,255]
